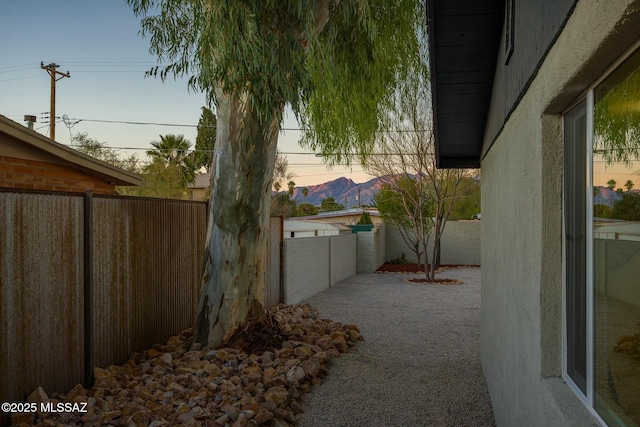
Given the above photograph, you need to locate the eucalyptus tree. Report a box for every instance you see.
[128,0,425,348]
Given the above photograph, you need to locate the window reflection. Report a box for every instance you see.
[593,50,640,427]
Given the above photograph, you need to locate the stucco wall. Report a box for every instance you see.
[385,221,481,266]
[480,1,640,425]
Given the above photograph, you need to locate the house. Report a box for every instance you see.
[295,208,383,225]
[283,219,352,238]
[188,171,211,201]
[428,1,640,426]
[0,115,140,194]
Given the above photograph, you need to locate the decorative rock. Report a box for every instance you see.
[27,303,362,426]
[264,386,289,407]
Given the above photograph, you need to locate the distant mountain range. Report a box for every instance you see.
[291,177,383,207]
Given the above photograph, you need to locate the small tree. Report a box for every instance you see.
[363,40,473,279]
[194,106,217,172]
[320,197,344,212]
[295,203,319,217]
[357,211,373,225]
[374,179,433,270]
[71,132,140,173]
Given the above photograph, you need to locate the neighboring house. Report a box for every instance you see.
[428,1,640,426]
[295,208,383,225]
[283,219,351,238]
[188,171,211,201]
[0,115,140,194]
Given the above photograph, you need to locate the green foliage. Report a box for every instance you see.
[374,179,433,231]
[271,192,297,218]
[295,203,319,217]
[320,197,344,212]
[612,192,640,221]
[146,134,197,186]
[594,59,640,164]
[194,106,217,171]
[387,252,410,265]
[301,187,309,199]
[448,177,481,220]
[71,132,140,173]
[594,204,613,218]
[127,0,425,163]
[357,211,373,225]
[119,159,189,199]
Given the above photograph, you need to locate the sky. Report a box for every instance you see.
[0,1,372,187]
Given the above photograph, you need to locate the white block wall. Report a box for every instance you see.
[283,237,330,304]
[356,223,386,273]
[329,234,357,285]
[385,221,481,266]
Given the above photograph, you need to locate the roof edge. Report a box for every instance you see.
[0,115,141,186]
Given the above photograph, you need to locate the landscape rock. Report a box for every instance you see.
[23,304,362,426]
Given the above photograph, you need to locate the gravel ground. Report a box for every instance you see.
[297,267,495,427]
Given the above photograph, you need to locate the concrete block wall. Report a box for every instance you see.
[385,221,481,266]
[283,237,330,304]
[356,223,386,273]
[329,233,357,286]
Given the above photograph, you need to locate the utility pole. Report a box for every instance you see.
[40,62,70,141]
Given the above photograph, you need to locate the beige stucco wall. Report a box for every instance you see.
[481,1,640,426]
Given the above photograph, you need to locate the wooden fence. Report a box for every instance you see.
[0,189,283,425]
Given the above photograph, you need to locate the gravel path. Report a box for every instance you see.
[297,268,495,427]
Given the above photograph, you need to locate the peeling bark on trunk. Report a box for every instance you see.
[194,89,282,349]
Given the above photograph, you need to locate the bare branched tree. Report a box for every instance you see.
[364,54,474,280]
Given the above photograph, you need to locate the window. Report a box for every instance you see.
[505,0,515,65]
[564,47,640,426]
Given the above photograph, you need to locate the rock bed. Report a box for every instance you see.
[13,304,363,427]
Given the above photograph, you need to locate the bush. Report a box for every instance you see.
[386,252,410,264]
[357,211,373,225]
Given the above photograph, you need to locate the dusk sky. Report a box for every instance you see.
[0,0,371,187]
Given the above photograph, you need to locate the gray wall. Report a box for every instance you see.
[385,221,481,266]
[480,1,640,425]
[356,223,386,273]
[485,0,576,145]
[329,234,357,286]
[283,233,357,304]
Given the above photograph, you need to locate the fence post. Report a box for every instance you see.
[83,192,94,388]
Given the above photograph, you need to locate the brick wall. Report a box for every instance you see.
[0,155,116,194]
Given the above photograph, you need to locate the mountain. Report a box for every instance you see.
[291,176,384,207]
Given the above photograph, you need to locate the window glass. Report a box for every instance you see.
[593,49,640,426]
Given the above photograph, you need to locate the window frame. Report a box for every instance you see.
[562,40,640,426]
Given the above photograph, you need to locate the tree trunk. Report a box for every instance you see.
[194,89,282,349]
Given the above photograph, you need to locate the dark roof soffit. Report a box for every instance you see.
[428,0,504,169]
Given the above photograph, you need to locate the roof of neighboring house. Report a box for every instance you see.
[427,0,504,168]
[284,219,352,232]
[189,172,211,189]
[294,208,380,221]
[0,114,141,186]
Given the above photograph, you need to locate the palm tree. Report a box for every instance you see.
[301,187,309,201]
[146,134,197,186]
[287,180,296,197]
[625,179,634,192]
[607,179,617,206]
